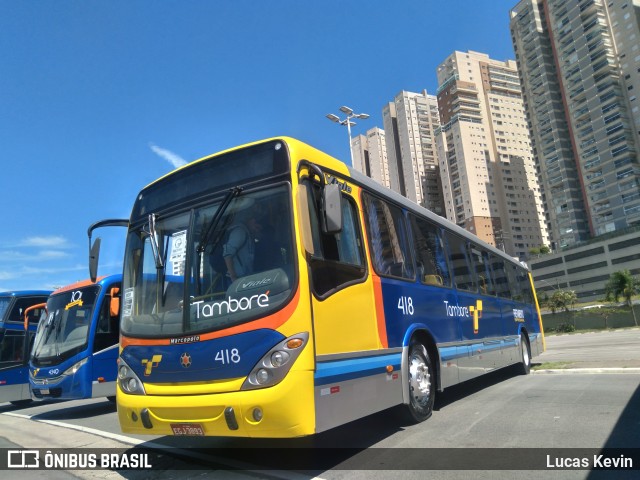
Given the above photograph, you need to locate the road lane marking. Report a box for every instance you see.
[1,411,324,479]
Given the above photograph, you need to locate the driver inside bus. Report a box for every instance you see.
[223,211,262,282]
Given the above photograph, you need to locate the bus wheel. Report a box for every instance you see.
[518,334,531,375]
[405,341,435,423]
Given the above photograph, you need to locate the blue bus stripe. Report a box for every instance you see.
[315,353,402,386]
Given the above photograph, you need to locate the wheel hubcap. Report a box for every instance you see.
[409,353,431,406]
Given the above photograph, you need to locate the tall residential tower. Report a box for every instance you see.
[435,51,549,260]
[382,90,444,215]
[510,0,640,248]
[351,127,391,189]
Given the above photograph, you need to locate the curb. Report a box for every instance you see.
[532,367,640,374]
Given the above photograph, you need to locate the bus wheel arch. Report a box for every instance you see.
[401,328,438,423]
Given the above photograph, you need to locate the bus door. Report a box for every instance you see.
[300,179,376,354]
[0,303,46,404]
[299,177,386,431]
[90,285,120,398]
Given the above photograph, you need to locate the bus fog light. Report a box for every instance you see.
[271,351,289,367]
[256,369,270,384]
[252,407,263,422]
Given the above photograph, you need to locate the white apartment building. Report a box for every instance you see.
[382,90,444,215]
[351,127,391,189]
[435,50,549,260]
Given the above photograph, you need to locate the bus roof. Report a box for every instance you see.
[141,136,349,191]
[51,274,122,295]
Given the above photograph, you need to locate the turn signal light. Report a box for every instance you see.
[286,338,304,349]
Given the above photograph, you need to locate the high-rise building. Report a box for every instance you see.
[351,127,391,189]
[510,0,640,249]
[382,90,444,215]
[435,50,549,260]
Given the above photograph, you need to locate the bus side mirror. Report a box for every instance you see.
[322,183,342,234]
[89,238,101,283]
[110,287,120,317]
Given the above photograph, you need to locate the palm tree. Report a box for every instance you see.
[605,270,640,326]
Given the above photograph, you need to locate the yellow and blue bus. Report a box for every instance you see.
[90,137,544,437]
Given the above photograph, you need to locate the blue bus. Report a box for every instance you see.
[29,275,121,402]
[0,291,50,405]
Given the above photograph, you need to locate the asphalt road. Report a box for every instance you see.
[1,329,639,479]
[537,328,640,368]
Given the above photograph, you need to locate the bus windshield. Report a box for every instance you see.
[121,184,296,338]
[31,286,99,366]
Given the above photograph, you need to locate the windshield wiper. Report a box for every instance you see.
[195,187,242,294]
[197,187,243,254]
[147,213,164,270]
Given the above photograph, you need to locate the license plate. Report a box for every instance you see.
[40,388,50,395]
[170,423,205,436]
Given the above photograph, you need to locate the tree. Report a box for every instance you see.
[549,289,577,313]
[529,245,551,257]
[605,270,640,326]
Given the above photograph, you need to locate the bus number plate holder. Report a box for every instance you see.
[170,423,204,436]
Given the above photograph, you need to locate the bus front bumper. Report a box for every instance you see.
[117,369,315,438]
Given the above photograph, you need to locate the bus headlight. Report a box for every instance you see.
[241,332,309,390]
[270,350,290,367]
[63,357,88,376]
[117,358,146,395]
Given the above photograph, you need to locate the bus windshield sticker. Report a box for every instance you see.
[192,291,270,320]
[65,291,83,310]
[170,230,187,276]
[123,288,134,317]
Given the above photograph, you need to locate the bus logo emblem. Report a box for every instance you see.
[180,353,192,368]
[141,355,163,376]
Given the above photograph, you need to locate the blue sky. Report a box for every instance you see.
[0,0,520,292]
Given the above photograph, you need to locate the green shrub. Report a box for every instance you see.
[555,322,576,333]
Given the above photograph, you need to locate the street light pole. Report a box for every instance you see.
[326,106,369,166]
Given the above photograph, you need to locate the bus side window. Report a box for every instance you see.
[0,330,25,364]
[305,181,366,297]
[94,297,120,352]
[8,297,47,324]
[517,267,533,304]
[410,215,450,286]
[491,256,512,299]
[471,247,495,296]
[507,264,522,301]
[362,193,414,281]
[445,232,476,292]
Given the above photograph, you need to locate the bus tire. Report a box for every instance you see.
[518,334,531,375]
[404,341,435,423]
